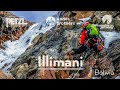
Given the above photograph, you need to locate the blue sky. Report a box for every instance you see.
[9,11,58,23]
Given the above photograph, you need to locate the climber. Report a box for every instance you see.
[67,21,104,57]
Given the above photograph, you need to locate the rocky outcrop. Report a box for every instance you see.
[0,11,32,25]
[91,11,120,31]
[108,39,120,78]
[0,11,33,49]
[0,69,14,79]
[9,11,120,79]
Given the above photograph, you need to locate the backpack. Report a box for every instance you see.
[86,24,99,37]
[85,24,105,49]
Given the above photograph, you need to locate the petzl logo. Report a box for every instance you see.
[46,16,56,26]
[102,15,112,24]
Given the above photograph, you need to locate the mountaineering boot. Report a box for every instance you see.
[67,49,74,56]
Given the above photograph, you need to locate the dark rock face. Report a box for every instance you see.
[9,11,120,79]
[108,39,120,77]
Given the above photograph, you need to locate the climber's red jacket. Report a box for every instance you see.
[79,29,88,45]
